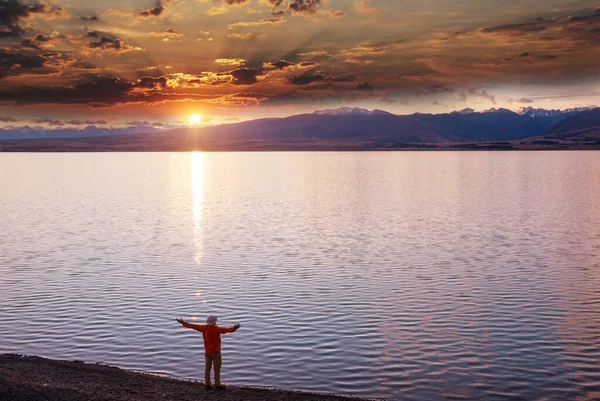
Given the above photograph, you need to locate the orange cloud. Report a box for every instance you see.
[354,0,377,16]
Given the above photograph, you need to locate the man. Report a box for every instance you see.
[176,316,241,389]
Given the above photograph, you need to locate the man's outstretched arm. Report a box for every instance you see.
[218,323,241,334]
[176,318,205,332]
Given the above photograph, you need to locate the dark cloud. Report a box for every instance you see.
[288,0,322,16]
[80,15,98,21]
[480,22,546,36]
[230,68,261,85]
[288,72,327,85]
[0,116,17,122]
[136,1,166,18]
[0,76,133,105]
[136,75,168,88]
[72,60,96,69]
[86,31,141,53]
[65,119,107,125]
[356,82,374,90]
[424,83,452,94]
[299,61,317,67]
[0,49,46,78]
[34,117,63,126]
[223,0,250,4]
[86,30,101,38]
[41,51,60,58]
[477,7,600,44]
[0,0,68,38]
[270,60,294,70]
[19,38,40,49]
[34,33,51,41]
[331,75,355,82]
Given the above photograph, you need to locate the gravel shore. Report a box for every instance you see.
[0,354,374,401]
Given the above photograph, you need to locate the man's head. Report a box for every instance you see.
[206,315,217,325]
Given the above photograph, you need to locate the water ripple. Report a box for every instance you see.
[1,151,600,400]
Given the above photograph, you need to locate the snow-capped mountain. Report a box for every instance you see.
[482,107,514,114]
[313,107,392,116]
[518,106,595,118]
[451,108,476,115]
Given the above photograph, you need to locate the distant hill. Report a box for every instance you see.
[0,125,163,140]
[544,108,600,140]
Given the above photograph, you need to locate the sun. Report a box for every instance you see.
[189,113,202,125]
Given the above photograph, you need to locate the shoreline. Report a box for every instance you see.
[0,137,599,153]
[0,354,376,401]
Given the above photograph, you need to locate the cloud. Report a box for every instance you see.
[0,116,18,122]
[206,0,251,15]
[215,58,246,66]
[206,6,228,15]
[340,40,405,60]
[230,68,261,85]
[263,59,294,70]
[64,119,108,125]
[33,117,63,126]
[288,0,322,16]
[227,17,286,28]
[135,1,167,18]
[456,88,497,105]
[297,50,330,57]
[354,0,377,16]
[288,72,327,85]
[226,32,265,40]
[86,31,143,53]
[149,28,184,39]
[80,15,98,21]
[0,76,136,106]
[327,9,344,18]
[136,76,169,89]
[480,22,546,36]
[356,82,374,90]
[34,33,52,41]
[0,0,69,38]
[19,38,40,49]
[476,7,600,45]
[0,49,46,78]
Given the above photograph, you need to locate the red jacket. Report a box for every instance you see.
[181,322,237,354]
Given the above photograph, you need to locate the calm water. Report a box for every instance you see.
[1,151,600,400]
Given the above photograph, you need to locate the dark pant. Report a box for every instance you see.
[204,353,222,385]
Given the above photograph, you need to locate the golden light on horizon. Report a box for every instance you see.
[189,113,202,125]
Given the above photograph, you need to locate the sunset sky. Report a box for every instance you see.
[1,0,600,128]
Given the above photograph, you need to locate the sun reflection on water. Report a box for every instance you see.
[191,152,204,264]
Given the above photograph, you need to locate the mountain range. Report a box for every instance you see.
[159,106,595,144]
[1,106,599,151]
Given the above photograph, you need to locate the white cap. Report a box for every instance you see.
[206,315,217,325]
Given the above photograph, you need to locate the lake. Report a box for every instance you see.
[1,151,600,400]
